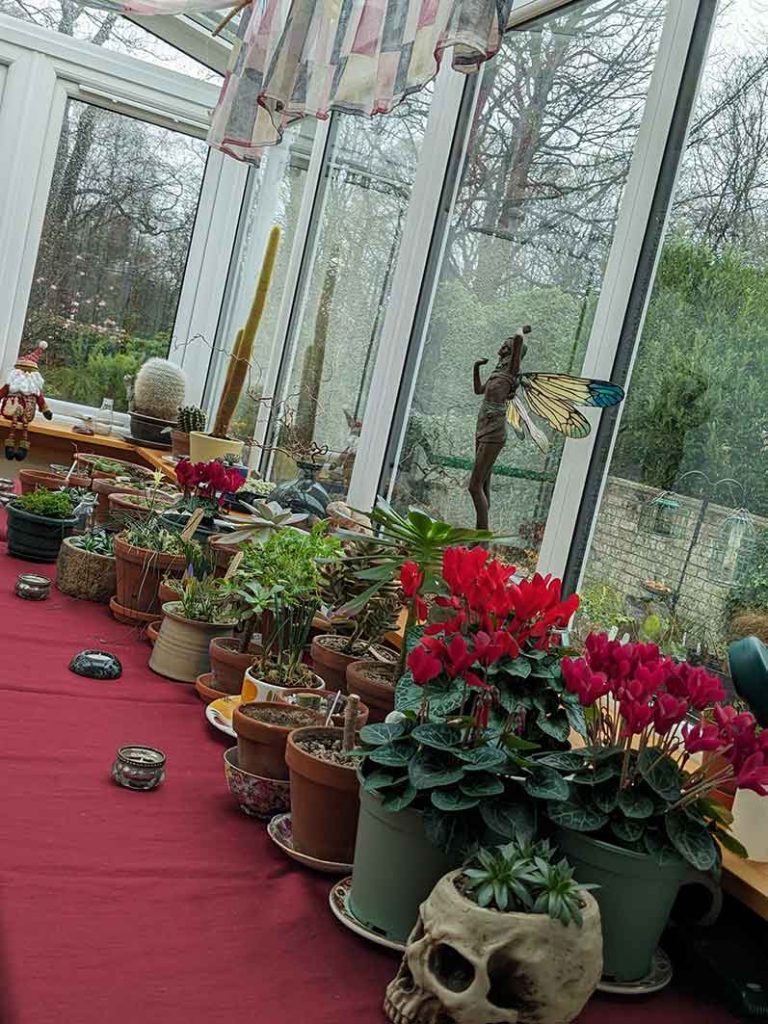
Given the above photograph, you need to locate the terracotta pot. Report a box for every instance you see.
[158,579,182,610]
[282,690,370,728]
[146,620,161,646]
[346,660,396,723]
[149,602,235,683]
[171,430,190,458]
[210,636,261,696]
[286,726,359,864]
[108,490,177,525]
[76,454,153,480]
[109,595,157,626]
[232,701,322,780]
[310,635,359,693]
[195,672,222,702]
[56,537,115,603]
[113,536,186,616]
[92,478,144,526]
[19,468,90,494]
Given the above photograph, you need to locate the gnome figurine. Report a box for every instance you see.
[0,341,53,460]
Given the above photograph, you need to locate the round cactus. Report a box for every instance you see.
[133,358,186,421]
[177,405,206,433]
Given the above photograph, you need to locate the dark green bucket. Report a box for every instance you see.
[7,504,77,563]
[556,828,688,982]
[349,786,457,943]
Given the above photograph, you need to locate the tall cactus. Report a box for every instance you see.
[134,358,186,421]
[211,226,281,439]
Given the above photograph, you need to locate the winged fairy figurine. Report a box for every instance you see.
[469,325,624,530]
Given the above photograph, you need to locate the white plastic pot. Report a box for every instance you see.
[242,665,324,703]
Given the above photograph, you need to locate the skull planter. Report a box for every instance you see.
[384,870,602,1024]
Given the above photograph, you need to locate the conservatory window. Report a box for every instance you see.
[387,0,668,574]
[577,0,768,673]
[20,99,208,413]
[260,92,432,497]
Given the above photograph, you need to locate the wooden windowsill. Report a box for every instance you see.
[21,419,177,480]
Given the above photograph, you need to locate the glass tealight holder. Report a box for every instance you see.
[112,746,166,791]
[15,573,51,600]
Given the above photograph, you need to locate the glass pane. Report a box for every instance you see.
[579,0,767,673]
[211,118,318,443]
[390,0,667,570]
[267,93,432,497]
[22,99,208,411]
[0,0,220,80]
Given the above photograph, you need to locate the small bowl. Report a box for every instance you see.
[223,746,290,820]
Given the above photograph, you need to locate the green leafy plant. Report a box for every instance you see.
[121,516,194,555]
[176,574,234,624]
[320,555,401,657]
[217,501,307,546]
[15,490,74,519]
[71,530,114,556]
[461,838,596,927]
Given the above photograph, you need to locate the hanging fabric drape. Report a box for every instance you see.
[88,0,514,160]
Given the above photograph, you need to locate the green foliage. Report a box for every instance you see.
[320,554,401,654]
[175,576,233,624]
[121,517,191,555]
[237,525,341,604]
[530,745,724,871]
[15,489,74,519]
[462,838,595,926]
[355,718,534,857]
[71,529,114,556]
[728,528,768,613]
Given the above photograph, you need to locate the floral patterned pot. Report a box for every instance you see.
[223,746,290,820]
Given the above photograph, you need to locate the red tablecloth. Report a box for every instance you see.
[0,542,739,1024]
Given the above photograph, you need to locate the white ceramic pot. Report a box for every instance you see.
[188,432,244,464]
[243,664,324,703]
[732,788,768,861]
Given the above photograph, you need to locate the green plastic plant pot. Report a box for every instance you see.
[349,784,457,944]
[6,504,78,563]
[555,827,687,983]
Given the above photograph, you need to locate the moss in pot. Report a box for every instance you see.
[232,701,322,779]
[285,696,361,864]
[7,489,78,562]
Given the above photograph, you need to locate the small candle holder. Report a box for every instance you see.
[15,573,51,600]
[112,746,166,791]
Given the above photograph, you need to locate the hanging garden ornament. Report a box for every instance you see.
[81,0,516,160]
[0,341,53,461]
[637,490,683,539]
[709,506,756,585]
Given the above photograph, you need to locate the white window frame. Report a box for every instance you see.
[0,12,243,427]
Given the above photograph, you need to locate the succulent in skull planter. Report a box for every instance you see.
[384,839,602,1024]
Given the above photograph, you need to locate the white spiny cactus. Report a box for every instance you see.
[133,358,186,421]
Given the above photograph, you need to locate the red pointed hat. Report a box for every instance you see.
[15,341,48,371]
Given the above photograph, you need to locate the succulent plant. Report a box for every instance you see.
[462,838,596,927]
[133,358,186,421]
[216,500,307,546]
[177,405,206,434]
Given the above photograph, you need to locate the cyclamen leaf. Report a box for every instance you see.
[423,808,474,856]
[618,788,655,819]
[536,710,570,742]
[666,810,718,871]
[367,741,415,767]
[480,799,535,841]
[524,766,570,802]
[361,769,405,792]
[611,818,646,844]
[359,721,406,746]
[534,752,587,772]
[638,748,683,803]
[506,657,532,679]
[460,773,505,798]
[714,828,748,859]
[593,784,619,815]
[546,800,608,833]
[380,782,418,813]
[431,789,481,812]
[411,723,463,752]
[456,746,509,772]
[409,750,466,790]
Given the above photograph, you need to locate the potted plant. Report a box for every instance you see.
[337,500,504,716]
[285,697,361,863]
[312,555,401,694]
[112,518,191,623]
[19,467,90,493]
[108,473,179,524]
[190,227,280,464]
[232,701,322,779]
[529,632,764,983]
[171,405,206,458]
[128,357,186,446]
[165,458,244,538]
[243,590,325,700]
[150,573,236,682]
[349,545,579,943]
[56,529,115,603]
[7,489,78,562]
[384,837,602,1024]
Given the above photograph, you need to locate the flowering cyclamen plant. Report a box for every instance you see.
[175,458,244,511]
[534,633,766,870]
